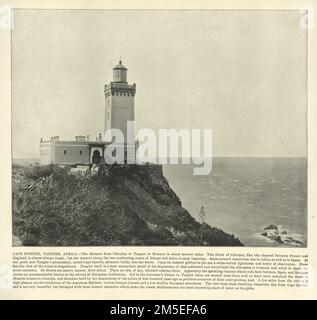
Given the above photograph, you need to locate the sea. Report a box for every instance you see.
[163,158,307,247]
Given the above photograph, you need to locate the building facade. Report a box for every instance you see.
[40,137,106,166]
[40,60,136,166]
[104,60,136,142]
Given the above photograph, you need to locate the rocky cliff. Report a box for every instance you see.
[12,164,243,246]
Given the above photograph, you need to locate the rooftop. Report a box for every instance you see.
[113,60,127,70]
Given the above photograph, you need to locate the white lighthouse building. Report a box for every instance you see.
[39,60,136,166]
[104,60,136,141]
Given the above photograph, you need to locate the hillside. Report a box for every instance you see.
[12,163,243,246]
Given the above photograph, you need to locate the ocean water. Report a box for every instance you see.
[163,158,307,247]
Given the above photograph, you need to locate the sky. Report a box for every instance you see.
[12,10,307,158]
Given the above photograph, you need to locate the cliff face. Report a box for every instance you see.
[12,164,243,246]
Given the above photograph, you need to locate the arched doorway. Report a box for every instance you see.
[92,150,101,164]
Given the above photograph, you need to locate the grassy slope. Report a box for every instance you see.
[12,164,243,246]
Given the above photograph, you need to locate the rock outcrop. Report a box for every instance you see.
[12,164,243,246]
[261,225,303,245]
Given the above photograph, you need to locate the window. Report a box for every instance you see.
[64,150,66,155]
[80,150,82,155]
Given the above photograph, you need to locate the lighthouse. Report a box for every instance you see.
[39,60,137,166]
[104,60,136,142]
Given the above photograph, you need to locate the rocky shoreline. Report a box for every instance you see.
[261,224,303,245]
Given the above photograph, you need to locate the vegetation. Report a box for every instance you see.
[12,163,243,246]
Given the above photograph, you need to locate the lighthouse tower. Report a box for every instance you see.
[104,61,136,142]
